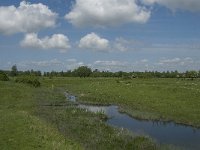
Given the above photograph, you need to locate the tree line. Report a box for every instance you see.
[1,65,200,79]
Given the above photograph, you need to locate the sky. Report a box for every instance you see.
[0,0,200,72]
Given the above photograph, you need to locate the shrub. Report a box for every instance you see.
[73,66,92,78]
[15,76,41,87]
[0,71,9,81]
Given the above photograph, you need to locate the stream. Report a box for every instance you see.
[65,93,200,150]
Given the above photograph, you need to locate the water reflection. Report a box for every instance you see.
[66,93,200,150]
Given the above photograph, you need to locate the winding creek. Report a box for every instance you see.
[65,93,200,150]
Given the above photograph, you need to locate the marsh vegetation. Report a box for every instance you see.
[1,70,200,149]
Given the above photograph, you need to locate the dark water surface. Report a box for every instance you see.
[65,93,200,150]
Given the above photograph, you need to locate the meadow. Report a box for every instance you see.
[0,79,163,150]
[45,77,200,128]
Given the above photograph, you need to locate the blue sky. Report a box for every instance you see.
[0,0,200,72]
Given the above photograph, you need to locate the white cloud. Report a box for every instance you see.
[92,58,200,72]
[21,33,71,52]
[0,1,57,35]
[114,38,130,52]
[155,57,198,71]
[93,59,150,72]
[158,58,181,64]
[94,60,129,71]
[157,57,195,66]
[79,32,109,51]
[65,0,151,27]
[28,59,63,67]
[13,58,85,71]
[66,59,84,68]
[113,37,144,52]
[142,0,200,12]
[14,59,64,71]
[94,60,128,66]
[140,59,149,63]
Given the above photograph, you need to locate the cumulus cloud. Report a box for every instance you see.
[65,0,151,27]
[0,1,57,35]
[21,33,71,52]
[142,0,200,12]
[79,32,109,51]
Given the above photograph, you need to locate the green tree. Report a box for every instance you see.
[11,65,18,77]
[186,71,198,79]
[74,66,92,78]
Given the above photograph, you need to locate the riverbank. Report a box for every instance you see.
[66,93,200,150]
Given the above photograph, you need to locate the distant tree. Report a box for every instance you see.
[60,71,64,77]
[65,70,73,77]
[186,71,198,79]
[36,71,42,76]
[74,66,92,78]
[91,69,101,77]
[24,70,31,76]
[10,65,18,77]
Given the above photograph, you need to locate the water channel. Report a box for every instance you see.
[65,93,200,150]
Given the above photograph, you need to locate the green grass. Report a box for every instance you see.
[44,77,200,127]
[0,110,79,150]
[0,81,81,150]
[0,80,161,150]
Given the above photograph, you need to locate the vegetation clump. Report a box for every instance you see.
[15,76,41,87]
[10,65,18,77]
[74,66,92,78]
[0,71,9,81]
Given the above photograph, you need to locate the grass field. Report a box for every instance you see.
[0,80,162,150]
[44,77,200,128]
[0,81,82,150]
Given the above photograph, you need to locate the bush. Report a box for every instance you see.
[15,76,41,87]
[74,66,92,78]
[0,71,9,81]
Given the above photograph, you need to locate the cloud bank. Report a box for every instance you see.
[0,1,57,34]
